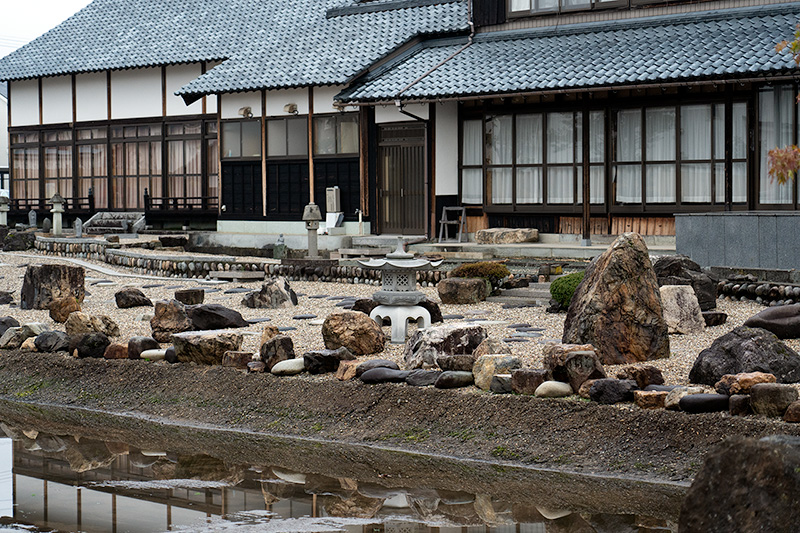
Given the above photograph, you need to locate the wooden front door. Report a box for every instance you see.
[378,123,426,234]
[221,161,262,216]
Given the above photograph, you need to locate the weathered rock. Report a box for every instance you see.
[164,346,177,364]
[473,337,513,358]
[543,348,606,392]
[3,231,35,251]
[69,332,110,358]
[404,323,487,369]
[436,353,477,372]
[351,298,378,316]
[784,401,800,422]
[434,371,474,389]
[150,300,193,342]
[679,393,730,413]
[615,365,664,390]
[303,347,356,374]
[171,330,243,365]
[562,233,670,364]
[91,315,120,337]
[221,351,253,369]
[49,296,80,323]
[248,361,266,373]
[405,369,442,387]
[578,379,600,399]
[749,383,799,417]
[127,336,160,360]
[34,331,69,353]
[714,371,776,395]
[511,368,549,395]
[0,317,20,337]
[322,311,385,356]
[103,343,128,360]
[335,360,359,381]
[634,390,667,409]
[187,304,249,330]
[174,288,204,305]
[260,325,280,345]
[660,285,705,334]
[703,311,728,327]
[355,359,399,377]
[475,228,538,244]
[652,254,718,311]
[260,335,295,371]
[729,394,753,416]
[473,354,522,390]
[678,435,800,532]
[359,368,410,384]
[437,278,488,304]
[665,386,705,410]
[490,374,513,394]
[743,304,800,339]
[114,288,153,309]
[689,326,800,385]
[271,358,305,376]
[20,337,36,351]
[535,380,573,398]
[589,379,638,404]
[0,323,48,350]
[419,298,443,323]
[241,277,297,308]
[20,264,85,310]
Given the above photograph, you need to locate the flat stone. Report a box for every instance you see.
[464,310,490,316]
[476,227,538,244]
[510,332,542,338]
[589,379,638,404]
[277,326,296,332]
[405,369,442,387]
[308,295,329,299]
[165,286,184,290]
[515,326,544,332]
[271,358,305,376]
[644,384,680,392]
[360,368,410,384]
[203,288,221,293]
[502,338,530,343]
[502,303,537,309]
[142,284,163,289]
[535,381,573,398]
[442,314,465,320]
[222,351,253,369]
[246,317,272,324]
[506,323,531,329]
[511,368,549,395]
[465,318,487,322]
[356,359,400,377]
[490,374,513,394]
[434,371,474,389]
[327,296,349,300]
[679,393,730,414]
[293,314,317,320]
[473,354,523,390]
[139,349,167,361]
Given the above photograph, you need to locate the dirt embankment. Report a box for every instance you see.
[0,350,797,483]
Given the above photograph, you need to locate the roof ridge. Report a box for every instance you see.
[327,0,461,18]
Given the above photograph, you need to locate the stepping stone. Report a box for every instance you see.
[308,295,329,299]
[503,338,530,343]
[224,288,251,294]
[278,326,297,332]
[327,296,349,300]
[511,332,542,338]
[466,318,487,322]
[166,285,184,290]
[142,284,163,289]
[203,288,221,293]
[293,314,317,320]
[442,314,465,320]
[247,318,272,324]
[507,323,531,329]
[515,326,544,332]
[84,291,92,297]
[335,300,356,307]
[539,338,562,344]
[471,320,508,326]
[464,310,490,316]
[91,280,112,286]
[309,319,325,326]
[295,293,306,298]
[502,303,537,309]
[195,279,228,285]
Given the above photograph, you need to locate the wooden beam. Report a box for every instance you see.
[161,65,167,117]
[71,74,77,124]
[201,62,207,115]
[106,70,112,120]
[358,106,368,216]
[581,107,591,243]
[262,90,267,217]
[308,87,314,204]
[38,78,42,125]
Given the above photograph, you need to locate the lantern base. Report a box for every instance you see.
[370,305,431,344]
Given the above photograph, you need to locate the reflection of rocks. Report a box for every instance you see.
[474,494,513,526]
[65,437,118,473]
[175,454,244,485]
[586,513,639,533]
[321,494,383,518]
[511,503,545,523]
[35,434,67,453]
[437,502,481,525]
[547,513,596,533]
[150,461,178,480]
[407,489,441,518]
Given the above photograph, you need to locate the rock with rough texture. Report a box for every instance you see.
[534,380,573,398]
[115,288,153,309]
[303,347,356,374]
[127,336,160,360]
[221,351,253,369]
[20,264,85,310]
[174,288,204,305]
[404,323,487,369]
[436,353,477,372]
[20,337,36,351]
[335,360,359,381]
[69,332,110,358]
[679,393,730,413]
[511,368,549,395]
[689,326,800,385]
[260,325,280,345]
[34,331,69,353]
[355,359,399,377]
[784,401,800,422]
[187,304,249,330]
[578,379,600,399]
[473,354,522,390]
[434,371,474,389]
[92,315,120,337]
[615,365,665,390]
[242,277,297,309]
[543,348,606,392]
[475,228,538,244]
[589,379,638,404]
[652,254,718,311]
[665,386,705,410]
[743,304,800,339]
[562,233,670,364]
[3,231,35,251]
[660,285,705,335]
[360,368,410,384]
[678,435,800,532]
[49,297,80,323]
[322,311,385,355]
[260,335,295,371]
[749,383,799,417]
[65,312,117,337]
[714,371,776,395]
[405,369,442,387]
[490,374,512,394]
[419,298,443,323]
[103,343,128,360]
[0,323,48,350]
[0,291,13,305]
[164,346,177,364]
[703,311,728,327]
[0,317,20,338]
[150,300,194,342]
[729,394,753,416]
[271,358,305,376]
[171,330,243,365]
[437,278,488,304]
[473,337,513,358]
[351,298,378,316]
[634,390,668,409]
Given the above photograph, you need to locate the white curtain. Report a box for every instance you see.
[510,0,530,11]
[490,168,512,204]
[681,105,711,160]
[517,168,542,203]
[616,165,641,203]
[617,109,641,162]
[487,115,512,165]
[646,164,675,203]
[462,169,482,204]
[590,111,604,163]
[548,167,573,204]
[646,107,675,161]
[461,120,483,204]
[516,114,542,164]
[547,112,573,164]
[732,103,747,160]
[681,163,710,202]
[715,163,725,203]
[759,86,794,204]
[733,162,747,203]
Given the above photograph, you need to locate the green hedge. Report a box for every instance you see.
[549,271,585,309]
[449,261,510,286]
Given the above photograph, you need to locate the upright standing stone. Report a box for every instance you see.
[74,218,83,238]
[20,264,85,310]
[42,218,52,233]
[28,209,37,228]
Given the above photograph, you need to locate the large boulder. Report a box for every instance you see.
[652,254,717,311]
[562,232,670,365]
[20,264,85,310]
[64,312,119,337]
[49,297,80,323]
[0,317,20,338]
[750,383,799,417]
[303,347,356,374]
[186,304,249,330]
[659,285,705,335]
[322,311,385,355]
[127,336,160,360]
[743,304,800,339]
[260,335,295,371]
[689,326,800,385]
[150,300,194,342]
[543,348,606,393]
[437,278,488,304]
[241,277,297,309]
[473,354,522,390]
[171,330,243,365]
[475,227,538,244]
[34,331,69,353]
[0,323,49,350]
[115,288,153,309]
[69,332,110,358]
[678,435,800,532]
[404,323,487,369]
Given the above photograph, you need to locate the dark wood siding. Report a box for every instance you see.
[313,158,360,220]
[474,0,506,28]
[221,161,262,217]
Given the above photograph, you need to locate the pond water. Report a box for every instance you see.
[0,404,685,533]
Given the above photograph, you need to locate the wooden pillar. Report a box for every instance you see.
[581,107,591,245]
[308,87,315,204]
[262,90,267,217]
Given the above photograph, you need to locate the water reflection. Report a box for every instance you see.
[0,422,679,533]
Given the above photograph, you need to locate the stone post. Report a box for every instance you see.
[50,193,65,237]
[0,197,9,226]
[302,202,322,259]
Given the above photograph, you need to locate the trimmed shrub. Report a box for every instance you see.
[449,261,510,286]
[550,271,585,309]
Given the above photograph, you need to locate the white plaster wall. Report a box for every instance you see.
[0,96,8,169]
[9,79,39,127]
[435,102,459,196]
[265,88,308,117]
[375,103,429,123]
[76,72,107,122]
[166,63,203,116]
[220,91,262,119]
[111,68,161,119]
[41,76,72,125]
[206,94,218,114]
[312,85,358,114]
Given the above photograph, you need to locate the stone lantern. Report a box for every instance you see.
[302,202,322,259]
[359,237,442,343]
[49,193,65,237]
[0,196,9,227]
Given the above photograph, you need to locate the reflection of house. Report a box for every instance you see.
[0,0,798,237]
[0,81,8,193]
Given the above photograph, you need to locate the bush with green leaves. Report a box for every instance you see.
[549,271,585,309]
[449,261,510,287]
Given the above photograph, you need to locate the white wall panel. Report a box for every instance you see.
[375,103,428,123]
[41,76,72,124]
[9,79,39,126]
[265,88,308,117]
[0,97,8,168]
[435,102,458,196]
[75,72,107,122]
[312,85,357,114]
[220,91,262,119]
[206,94,218,114]
[166,63,203,116]
[111,67,161,120]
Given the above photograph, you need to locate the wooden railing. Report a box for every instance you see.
[143,190,218,214]
[11,193,95,213]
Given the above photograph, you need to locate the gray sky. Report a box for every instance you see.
[0,0,92,58]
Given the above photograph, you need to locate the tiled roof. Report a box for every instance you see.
[338,3,800,103]
[0,81,6,100]
[0,0,469,95]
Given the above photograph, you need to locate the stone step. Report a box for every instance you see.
[209,271,265,281]
[486,295,549,305]
[338,247,392,259]
[500,287,552,298]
